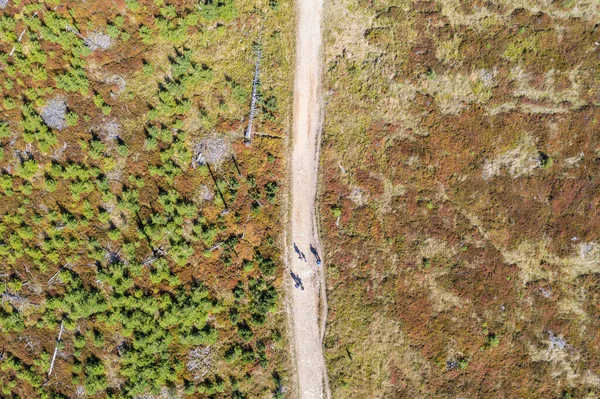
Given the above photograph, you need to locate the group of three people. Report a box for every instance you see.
[290,242,322,290]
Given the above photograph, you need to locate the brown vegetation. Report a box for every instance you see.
[321,0,600,397]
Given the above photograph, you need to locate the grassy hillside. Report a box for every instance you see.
[0,0,294,397]
[321,1,600,397]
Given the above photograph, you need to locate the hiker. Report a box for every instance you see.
[310,244,321,265]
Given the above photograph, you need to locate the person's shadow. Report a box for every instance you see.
[290,271,304,290]
[293,242,302,260]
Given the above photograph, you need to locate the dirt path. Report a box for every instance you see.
[287,0,329,396]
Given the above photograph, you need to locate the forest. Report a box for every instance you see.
[0,0,294,397]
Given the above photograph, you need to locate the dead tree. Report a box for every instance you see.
[47,262,71,285]
[244,44,262,143]
[9,11,39,57]
[47,320,64,378]
[2,292,28,310]
[65,25,111,51]
[193,138,230,211]
[194,137,229,167]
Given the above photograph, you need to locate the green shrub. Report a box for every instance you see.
[0,122,11,138]
[21,104,57,152]
[15,159,39,179]
[138,25,153,44]
[55,68,89,95]
[74,333,86,349]
[3,97,16,110]
[142,62,154,76]
[65,111,78,126]
[331,205,342,217]
[0,174,13,191]
[200,0,237,21]
[84,356,107,395]
[45,178,57,192]
[20,182,33,195]
[117,143,129,157]
[31,66,47,81]
[237,321,254,341]
[487,334,500,348]
[106,24,120,39]
[0,308,25,332]
[224,344,242,362]
[254,251,276,275]
[240,347,255,365]
[126,0,141,11]
[107,228,121,241]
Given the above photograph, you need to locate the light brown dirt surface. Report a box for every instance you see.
[288,0,329,396]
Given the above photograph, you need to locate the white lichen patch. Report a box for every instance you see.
[41,97,67,130]
[568,242,600,278]
[427,273,464,314]
[99,119,121,140]
[362,316,431,395]
[194,184,214,203]
[85,31,113,51]
[435,36,462,65]
[439,0,600,28]
[564,153,584,168]
[374,177,406,216]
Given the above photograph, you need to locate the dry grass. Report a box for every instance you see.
[482,134,541,181]
[439,0,600,28]
[321,0,600,397]
[509,66,587,112]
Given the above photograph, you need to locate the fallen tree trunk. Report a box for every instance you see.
[47,320,64,378]
[244,45,262,143]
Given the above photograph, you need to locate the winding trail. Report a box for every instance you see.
[288,0,329,396]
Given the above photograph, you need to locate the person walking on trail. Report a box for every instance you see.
[310,244,321,265]
[294,242,308,263]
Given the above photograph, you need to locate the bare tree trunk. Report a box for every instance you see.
[48,321,64,378]
[9,11,38,57]
[47,262,70,284]
[244,46,262,143]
